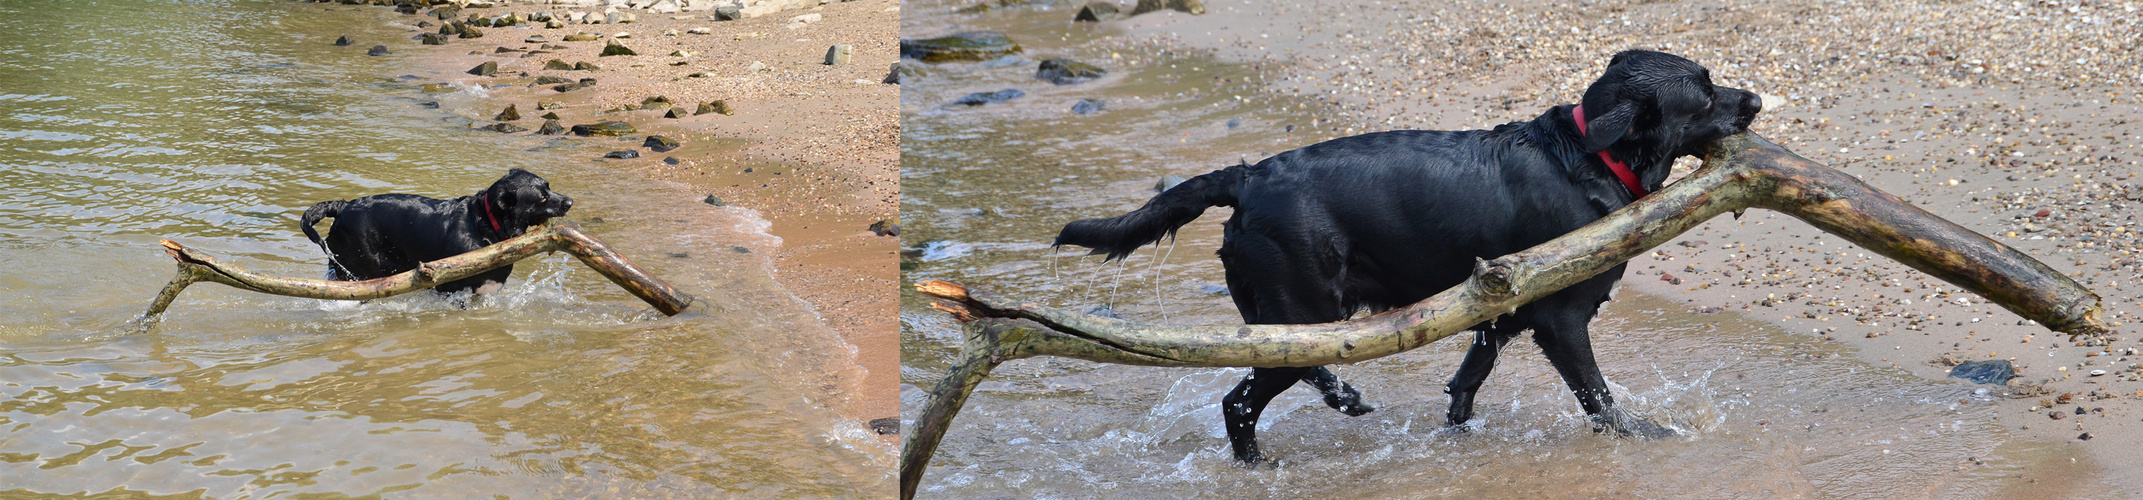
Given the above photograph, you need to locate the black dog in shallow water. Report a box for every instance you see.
[300,169,574,296]
[1055,50,1762,464]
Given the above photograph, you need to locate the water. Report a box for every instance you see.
[897,0,2103,497]
[0,0,889,496]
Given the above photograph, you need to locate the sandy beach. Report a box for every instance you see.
[323,0,901,434]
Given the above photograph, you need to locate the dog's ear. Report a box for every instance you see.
[1581,100,1636,153]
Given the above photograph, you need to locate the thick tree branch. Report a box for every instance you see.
[136,221,697,327]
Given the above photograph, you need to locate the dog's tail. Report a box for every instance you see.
[1054,163,1247,261]
[299,200,346,251]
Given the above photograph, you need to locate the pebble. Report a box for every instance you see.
[603,150,641,159]
[825,44,852,65]
[366,45,390,56]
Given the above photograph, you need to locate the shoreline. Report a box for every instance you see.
[319,0,900,437]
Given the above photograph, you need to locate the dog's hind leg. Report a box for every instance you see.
[1443,324,1522,427]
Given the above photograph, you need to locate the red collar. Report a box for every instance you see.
[1572,105,1649,198]
[479,193,503,232]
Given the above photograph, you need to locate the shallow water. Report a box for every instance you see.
[0,0,888,496]
[897,1,2099,497]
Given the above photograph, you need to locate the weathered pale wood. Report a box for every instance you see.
[899,132,2108,499]
[135,221,697,327]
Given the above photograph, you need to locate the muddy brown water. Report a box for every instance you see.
[0,1,888,496]
[898,1,2103,497]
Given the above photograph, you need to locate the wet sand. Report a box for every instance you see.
[905,0,2140,495]
[318,1,900,433]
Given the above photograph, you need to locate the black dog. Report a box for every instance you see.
[1056,51,1761,464]
[300,169,574,295]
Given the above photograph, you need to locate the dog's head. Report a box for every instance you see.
[478,169,573,231]
[1577,50,1762,176]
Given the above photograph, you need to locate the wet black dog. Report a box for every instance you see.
[300,169,574,295]
[1055,51,1761,464]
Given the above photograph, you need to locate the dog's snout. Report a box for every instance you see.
[1741,90,1763,114]
[557,194,574,213]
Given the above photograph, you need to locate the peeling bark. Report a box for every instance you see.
[899,132,2109,499]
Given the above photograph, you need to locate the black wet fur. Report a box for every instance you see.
[1054,50,1761,464]
[300,168,574,295]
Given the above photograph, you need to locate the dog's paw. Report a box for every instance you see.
[1323,384,1376,417]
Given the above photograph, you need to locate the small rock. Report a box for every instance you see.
[885,61,921,84]
[746,61,768,72]
[714,5,743,21]
[696,100,732,115]
[951,89,1024,106]
[486,122,528,133]
[334,35,353,46]
[525,35,550,43]
[1129,0,1203,15]
[537,100,567,110]
[459,26,485,39]
[467,61,498,76]
[1073,1,1118,21]
[544,59,575,70]
[644,135,681,152]
[562,33,601,42]
[870,219,899,236]
[869,417,899,435]
[1949,359,2016,385]
[1071,99,1104,114]
[703,195,726,206]
[536,119,566,135]
[570,121,636,136]
[671,49,695,57]
[2034,208,2052,218]
[546,19,567,29]
[641,95,673,108]
[494,47,524,54]
[1036,58,1105,84]
[665,107,689,118]
[533,75,572,85]
[663,156,680,165]
[495,104,521,121]
[604,150,641,159]
[367,45,391,56]
[575,61,601,71]
[421,33,447,45]
[540,112,560,120]
[900,32,1022,62]
[2080,432,2094,441]
[824,44,852,65]
[687,27,712,35]
[601,40,637,56]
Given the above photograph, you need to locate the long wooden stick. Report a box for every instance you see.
[135,221,697,326]
[899,132,2108,499]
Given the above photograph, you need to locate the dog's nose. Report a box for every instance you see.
[558,195,574,212]
[1743,90,1763,113]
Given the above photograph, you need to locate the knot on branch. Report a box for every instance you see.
[1473,256,1517,299]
